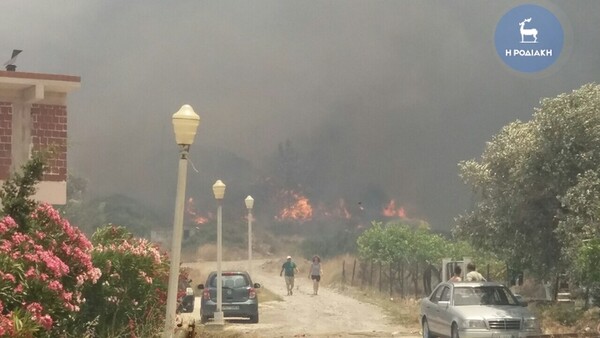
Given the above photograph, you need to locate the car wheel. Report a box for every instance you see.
[422,318,433,338]
[249,313,259,323]
[200,315,210,324]
[451,323,459,338]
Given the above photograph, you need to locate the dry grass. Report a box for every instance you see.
[530,302,600,334]
[175,324,251,338]
[340,286,422,331]
[257,285,284,302]
[315,254,421,332]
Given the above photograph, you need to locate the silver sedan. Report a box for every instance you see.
[420,281,541,338]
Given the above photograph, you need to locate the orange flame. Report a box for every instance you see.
[382,199,406,218]
[186,197,212,225]
[276,190,313,222]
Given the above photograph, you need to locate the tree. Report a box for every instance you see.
[357,221,448,296]
[61,193,163,238]
[455,83,600,281]
[0,153,46,230]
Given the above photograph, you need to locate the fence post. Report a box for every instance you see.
[400,262,404,297]
[361,261,366,289]
[342,260,346,289]
[369,260,374,287]
[389,262,393,297]
[351,259,356,287]
[414,262,419,298]
[379,261,382,292]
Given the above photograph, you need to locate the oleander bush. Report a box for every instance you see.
[74,225,169,337]
[0,154,172,337]
[0,155,102,337]
[0,204,102,337]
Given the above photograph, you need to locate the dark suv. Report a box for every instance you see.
[197,271,261,323]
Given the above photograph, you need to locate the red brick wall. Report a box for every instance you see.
[0,102,11,180]
[31,104,67,181]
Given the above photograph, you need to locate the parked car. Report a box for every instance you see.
[420,281,541,338]
[197,271,261,324]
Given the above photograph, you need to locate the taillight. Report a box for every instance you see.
[203,290,211,300]
[248,287,256,299]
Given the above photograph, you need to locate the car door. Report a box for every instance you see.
[424,284,446,334]
[437,285,453,337]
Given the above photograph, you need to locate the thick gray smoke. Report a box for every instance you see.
[2,1,599,229]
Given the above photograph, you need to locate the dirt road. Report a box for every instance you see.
[181,259,419,338]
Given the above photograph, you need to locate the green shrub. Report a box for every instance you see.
[543,303,584,327]
[75,225,169,337]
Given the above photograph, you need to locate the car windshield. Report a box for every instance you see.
[209,274,249,288]
[453,286,519,306]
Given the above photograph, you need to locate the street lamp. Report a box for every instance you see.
[212,179,226,325]
[164,105,200,338]
[245,196,254,275]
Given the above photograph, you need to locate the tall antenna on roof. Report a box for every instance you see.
[4,49,22,71]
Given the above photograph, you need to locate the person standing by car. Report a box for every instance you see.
[309,255,323,295]
[465,262,486,281]
[449,265,462,282]
[280,255,299,295]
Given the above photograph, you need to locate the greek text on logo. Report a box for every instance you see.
[495,4,563,73]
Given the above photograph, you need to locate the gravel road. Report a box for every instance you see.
[181,259,420,338]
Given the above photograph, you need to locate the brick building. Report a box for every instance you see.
[0,70,80,204]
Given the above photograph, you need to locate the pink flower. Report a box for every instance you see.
[87,268,102,283]
[0,216,18,233]
[61,292,73,302]
[11,232,28,244]
[26,302,43,315]
[38,250,70,277]
[24,252,41,263]
[0,240,11,252]
[38,314,53,330]
[2,273,15,283]
[14,284,23,293]
[76,274,85,286]
[48,280,63,292]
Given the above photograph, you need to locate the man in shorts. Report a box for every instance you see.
[280,255,299,295]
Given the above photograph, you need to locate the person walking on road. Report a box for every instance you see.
[280,255,299,295]
[309,255,323,295]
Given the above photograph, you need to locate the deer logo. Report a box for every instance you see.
[519,18,538,43]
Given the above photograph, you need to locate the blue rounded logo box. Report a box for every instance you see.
[495,4,563,73]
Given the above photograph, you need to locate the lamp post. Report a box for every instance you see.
[212,179,226,325]
[245,196,254,275]
[164,105,200,338]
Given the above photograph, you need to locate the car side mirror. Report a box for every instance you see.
[438,300,450,307]
[520,300,528,307]
[253,283,261,288]
[197,284,204,290]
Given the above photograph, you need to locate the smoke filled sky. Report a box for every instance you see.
[3,1,600,229]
